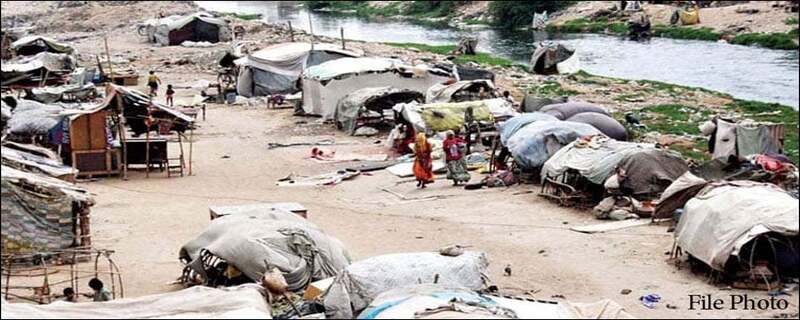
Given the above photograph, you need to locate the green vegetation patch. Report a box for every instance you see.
[220,12,262,21]
[651,25,720,41]
[529,81,579,97]
[384,42,518,68]
[730,32,799,50]
[489,1,576,30]
[547,19,627,36]
[785,17,799,25]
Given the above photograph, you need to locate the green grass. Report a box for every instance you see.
[790,28,799,37]
[384,42,518,68]
[529,81,578,97]
[785,17,799,25]
[651,25,720,41]
[220,12,262,21]
[730,32,799,50]
[463,19,490,26]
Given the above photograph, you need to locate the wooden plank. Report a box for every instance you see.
[89,111,108,150]
[70,115,90,151]
[569,219,651,234]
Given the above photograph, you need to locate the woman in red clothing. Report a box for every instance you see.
[443,130,471,186]
[413,133,434,188]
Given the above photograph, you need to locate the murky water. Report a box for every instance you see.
[196,1,799,109]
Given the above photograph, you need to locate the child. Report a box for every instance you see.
[166,84,175,107]
[147,71,161,97]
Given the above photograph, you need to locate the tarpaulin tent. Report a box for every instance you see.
[614,148,688,197]
[675,182,798,272]
[539,102,610,121]
[504,119,600,171]
[142,12,231,46]
[301,57,451,120]
[335,86,422,134]
[393,98,516,134]
[321,251,489,319]
[359,284,634,319]
[180,209,350,291]
[235,42,363,97]
[1,145,77,180]
[10,35,74,56]
[498,112,560,145]
[1,165,93,253]
[541,135,655,185]
[425,79,496,103]
[1,284,271,319]
[1,52,76,86]
[5,99,66,140]
[700,118,784,160]
[530,42,578,75]
[29,83,97,104]
[565,112,627,141]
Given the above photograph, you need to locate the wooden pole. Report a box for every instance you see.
[307,10,314,50]
[188,127,193,176]
[104,35,114,84]
[145,99,151,178]
[287,21,294,42]
[116,94,128,180]
[340,27,345,50]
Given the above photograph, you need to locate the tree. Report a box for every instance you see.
[489,1,575,29]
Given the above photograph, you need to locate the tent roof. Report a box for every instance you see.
[303,57,401,81]
[104,84,195,123]
[147,12,228,31]
[10,35,74,54]
[541,135,655,184]
[1,165,93,203]
[425,79,495,103]
[243,42,362,64]
[1,52,74,73]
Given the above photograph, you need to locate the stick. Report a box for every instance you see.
[189,127,193,175]
[104,35,114,84]
[287,21,294,42]
[116,94,128,180]
[340,27,345,50]
[307,10,314,50]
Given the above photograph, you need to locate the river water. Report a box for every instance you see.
[196,1,799,109]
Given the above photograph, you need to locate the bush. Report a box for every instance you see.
[489,1,575,29]
[730,32,799,50]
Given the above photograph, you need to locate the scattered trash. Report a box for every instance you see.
[276,169,360,187]
[666,304,678,309]
[504,264,512,277]
[620,289,632,295]
[353,126,379,136]
[639,294,661,309]
[267,139,337,149]
[439,244,467,257]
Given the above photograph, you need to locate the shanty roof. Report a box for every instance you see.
[10,35,74,54]
[104,84,195,123]
[541,135,655,184]
[144,12,227,31]
[303,57,401,81]
[425,79,495,103]
[1,165,93,203]
[234,42,363,76]
[1,145,77,180]
[0,52,75,73]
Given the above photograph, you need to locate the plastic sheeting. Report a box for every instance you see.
[179,210,350,291]
[1,145,76,180]
[6,99,65,136]
[425,80,495,103]
[10,35,74,55]
[615,149,688,196]
[1,52,76,73]
[565,112,627,141]
[322,251,489,319]
[539,102,609,121]
[358,285,517,319]
[144,12,230,46]
[336,87,422,134]
[30,83,96,103]
[675,182,799,271]
[234,42,362,97]
[303,57,399,81]
[498,112,560,145]
[395,99,517,134]
[1,284,271,319]
[541,136,655,184]
[505,120,600,170]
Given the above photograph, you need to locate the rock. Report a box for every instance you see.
[621,289,632,295]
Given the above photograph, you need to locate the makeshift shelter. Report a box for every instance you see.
[28,83,97,104]
[9,35,74,57]
[104,84,194,136]
[335,86,423,135]
[322,251,489,319]
[143,12,231,46]
[499,113,599,172]
[539,102,610,120]
[613,149,688,197]
[360,284,634,319]
[5,99,66,144]
[0,284,271,319]
[1,165,93,254]
[301,57,451,120]
[530,41,578,75]
[394,98,516,134]
[674,182,798,279]
[433,63,495,82]
[179,208,350,290]
[425,79,496,103]
[235,42,363,97]
[565,112,628,141]
[1,144,77,181]
[1,52,76,87]
[700,118,785,159]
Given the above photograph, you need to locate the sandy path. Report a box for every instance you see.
[74,103,797,318]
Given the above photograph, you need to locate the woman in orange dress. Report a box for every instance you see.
[413,133,434,188]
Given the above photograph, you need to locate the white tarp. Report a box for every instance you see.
[1,52,76,73]
[675,182,799,271]
[0,284,271,319]
[143,12,231,46]
[322,251,489,319]
[235,42,362,97]
[10,35,74,54]
[505,120,600,171]
[302,58,451,120]
[424,79,495,103]
[541,136,654,184]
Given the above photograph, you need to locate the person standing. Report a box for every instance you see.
[443,130,471,186]
[147,71,161,97]
[165,84,175,107]
[413,133,434,189]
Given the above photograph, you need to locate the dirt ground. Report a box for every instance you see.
[551,1,799,35]
[2,1,799,318]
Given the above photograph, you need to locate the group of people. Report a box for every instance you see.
[412,130,471,189]
[146,70,175,107]
[60,278,113,303]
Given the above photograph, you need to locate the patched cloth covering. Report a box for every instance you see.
[180,209,350,291]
